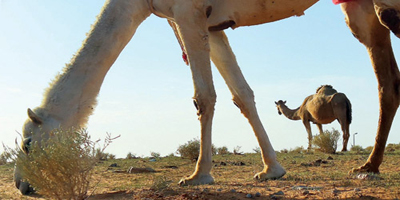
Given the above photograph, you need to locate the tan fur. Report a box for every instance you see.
[276,85,352,151]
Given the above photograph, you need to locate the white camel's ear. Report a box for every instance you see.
[27,108,43,125]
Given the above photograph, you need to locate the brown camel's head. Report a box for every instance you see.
[275,100,287,115]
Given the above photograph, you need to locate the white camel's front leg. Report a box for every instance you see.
[172,1,215,186]
[209,31,285,181]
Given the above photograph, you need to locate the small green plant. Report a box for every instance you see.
[108,153,116,160]
[253,146,261,154]
[350,145,364,153]
[150,176,170,191]
[217,146,230,155]
[386,143,400,152]
[15,129,118,200]
[94,148,115,161]
[312,128,340,154]
[233,146,243,155]
[290,146,306,153]
[166,153,175,157]
[176,138,217,160]
[365,146,374,153]
[177,138,201,160]
[150,152,161,159]
[280,149,289,153]
[126,152,137,159]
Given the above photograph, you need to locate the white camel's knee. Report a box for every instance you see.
[193,94,217,117]
[232,89,256,116]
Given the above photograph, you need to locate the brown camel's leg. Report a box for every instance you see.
[172,1,215,185]
[331,94,351,151]
[341,0,400,173]
[302,120,313,150]
[341,122,350,152]
[337,118,350,152]
[316,124,323,134]
[373,0,400,38]
[209,31,286,180]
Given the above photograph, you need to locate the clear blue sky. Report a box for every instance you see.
[1,1,399,158]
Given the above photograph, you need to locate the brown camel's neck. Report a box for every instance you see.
[279,105,301,121]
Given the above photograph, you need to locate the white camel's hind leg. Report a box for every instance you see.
[209,31,285,181]
[173,1,215,186]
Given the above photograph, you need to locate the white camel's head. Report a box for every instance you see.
[274,100,287,115]
[14,108,60,194]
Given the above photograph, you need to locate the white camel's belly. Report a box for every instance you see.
[207,0,319,30]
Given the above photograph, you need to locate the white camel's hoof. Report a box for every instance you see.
[254,164,286,181]
[178,174,214,186]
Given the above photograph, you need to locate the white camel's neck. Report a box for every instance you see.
[280,105,301,121]
[38,0,151,127]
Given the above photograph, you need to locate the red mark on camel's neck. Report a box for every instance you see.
[332,0,354,5]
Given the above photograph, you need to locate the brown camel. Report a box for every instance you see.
[275,85,352,151]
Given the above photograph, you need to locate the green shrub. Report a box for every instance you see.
[217,146,230,155]
[280,149,289,153]
[253,146,261,154]
[290,146,306,153]
[386,143,400,152]
[177,138,200,160]
[94,148,113,161]
[312,128,340,154]
[108,154,116,160]
[233,146,243,155]
[350,145,364,153]
[166,153,175,157]
[150,152,161,159]
[365,146,374,153]
[176,138,217,160]
[126,152,137,159]
[15,129,117,199]
[151,176,171,191]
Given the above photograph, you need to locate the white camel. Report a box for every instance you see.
[14,0,400,195]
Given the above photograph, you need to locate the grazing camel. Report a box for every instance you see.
[15,0,320,194]
[275,85,352,151]
[13,0,400,195]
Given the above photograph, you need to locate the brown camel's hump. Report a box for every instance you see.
[316,85,337,96]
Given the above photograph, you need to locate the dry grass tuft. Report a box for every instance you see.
[312,128,340,154]
[15,129,118,200]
